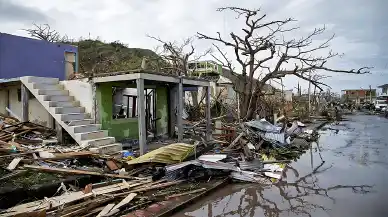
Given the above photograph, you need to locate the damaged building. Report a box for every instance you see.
[0,33,211,155]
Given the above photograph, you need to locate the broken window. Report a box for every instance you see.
[112,87,138,119]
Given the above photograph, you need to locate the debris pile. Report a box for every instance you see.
[0,112,325,217]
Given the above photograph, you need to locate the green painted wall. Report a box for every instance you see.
[96,83,139,140]
[156,87,168,135]
[96,82,169,140]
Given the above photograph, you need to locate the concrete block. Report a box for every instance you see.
[72,124,100,133]
[60,113,86,121]
[33,83,63,90]
[67,119,93,126]
[38,89,69,96]
[43,95,74,102]
[83,137,116,147]
[54,106,85,114]
[98,143,123,155]
[28,76,59,84]
[77,130,108,140]
[49,101,80,107]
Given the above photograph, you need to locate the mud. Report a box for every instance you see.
[174,115,388,217]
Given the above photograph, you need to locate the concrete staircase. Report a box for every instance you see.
[20,76,122,154]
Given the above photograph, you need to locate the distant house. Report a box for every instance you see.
[341,89,376,104]
[378,84,388,95]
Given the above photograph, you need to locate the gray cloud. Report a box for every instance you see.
[0,0,48,23]
[0,0,386,92]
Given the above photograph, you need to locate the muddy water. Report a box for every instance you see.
[174,115,388,217]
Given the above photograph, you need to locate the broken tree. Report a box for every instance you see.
[198,6,371,120]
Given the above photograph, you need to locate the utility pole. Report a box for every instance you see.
[369,85,372,103]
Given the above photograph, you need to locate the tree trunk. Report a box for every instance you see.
[245,93,258,120]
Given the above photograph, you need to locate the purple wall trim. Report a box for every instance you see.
[0,33,78,80]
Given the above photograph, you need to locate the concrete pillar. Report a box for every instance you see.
[177,79,183,141]
[55,121,64,144]
[21,84,29,122]
[205,86,211,141]
[169,85,178,137]
[137,78,147,155]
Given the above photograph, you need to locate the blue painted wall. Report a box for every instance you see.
[0,33,77,80]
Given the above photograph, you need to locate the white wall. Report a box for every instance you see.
[7,85,52,127]
[61,79,93,114]
[0,89,8,114]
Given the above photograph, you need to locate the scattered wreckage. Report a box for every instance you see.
[0,113,324,217]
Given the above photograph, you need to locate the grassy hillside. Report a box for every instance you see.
[73,40,163,74]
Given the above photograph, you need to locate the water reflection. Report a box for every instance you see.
[184,158,373,217]
[181,118,379,217]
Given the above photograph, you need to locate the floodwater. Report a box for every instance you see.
[174,115,388,217]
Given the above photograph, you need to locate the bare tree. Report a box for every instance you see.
[197,7,371,120]
[148,35,211,116]
[24,23,69,43]
[147,35,211,76]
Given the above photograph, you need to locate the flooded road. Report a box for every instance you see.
[174,115,388,217]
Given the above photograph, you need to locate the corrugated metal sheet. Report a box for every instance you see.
[198,154,227,162]
[238,159,263,171]
[127,143,195,165]
[245,119,282,133]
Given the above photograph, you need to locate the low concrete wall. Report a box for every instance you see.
[61,79,93,114]
[6,85,52,127]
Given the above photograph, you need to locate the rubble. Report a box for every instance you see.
[0,110,327,216]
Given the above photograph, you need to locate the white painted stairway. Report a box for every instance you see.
[20,76,122,154]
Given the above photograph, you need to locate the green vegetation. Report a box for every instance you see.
[72,40,163,74]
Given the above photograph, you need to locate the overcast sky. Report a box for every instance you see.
[0,0,387,93]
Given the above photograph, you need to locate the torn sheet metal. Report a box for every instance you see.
[245,119,282,133]
[263,163,284,179]
[127,143,195,165]
[198,154,227,162]
[165,160,201,172]
[261,132,291,147]
[199,160,240,172]
[230,170,266,183]
[238,158,263,171]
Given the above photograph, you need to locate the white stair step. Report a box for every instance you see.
[49,101,80,107]
[61,113,87,121]
[68,119,93,126]
[38,89,69,96]
[72,124,101,133]
[54,107,85,114]
[82,137,116,147]
[96,143,122,154]
[44,95,74,102]
[28,76,59,84]
[33,83,63,90]
[77,130,108,141]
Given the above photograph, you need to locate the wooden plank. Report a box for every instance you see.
[7,157,23,170]
[137,78,147,155]
[0,181,133,217]
[96,203,115,217]
[110,193,137,212]
[23,165,147,180]
[106,160,119,171]
[226,132,244,150]
[177,79,183,141]
[165,188,207,200]
[21,84,29,122]
[23,151,95,162]
[205,86,211,141]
